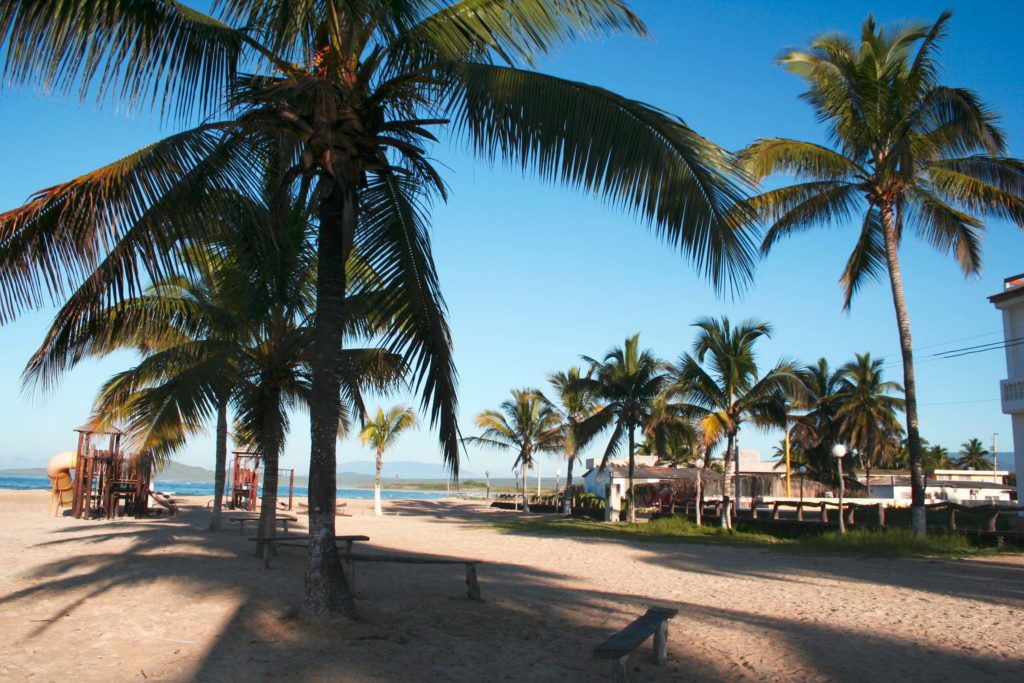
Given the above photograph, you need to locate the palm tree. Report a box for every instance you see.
[957,438,990,470]
[546,367,602,515]
[740,12,1024,534]
[834,353,904,492]
[578,334,668,523]
[465,389,562,514]
[0,1,758,615]
[671,318,800,528]
[360,406,419,516]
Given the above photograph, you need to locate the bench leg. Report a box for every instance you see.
[465,564,482,601]
[653,620,669,665]
[615,655,629,682]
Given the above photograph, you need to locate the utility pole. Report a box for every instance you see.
[992,432,999,483]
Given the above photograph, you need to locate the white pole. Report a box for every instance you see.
[992,432,999,483]
[537,456,542,497]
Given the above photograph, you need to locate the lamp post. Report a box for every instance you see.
[513,468,519,512]
[694,459,704,526]
[832,444,848,533]
[555,469,561,500]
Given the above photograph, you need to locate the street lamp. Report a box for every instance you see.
[694,459,705,526]
[832,444,848,533]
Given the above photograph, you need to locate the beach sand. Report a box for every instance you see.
[0,489,1022,682]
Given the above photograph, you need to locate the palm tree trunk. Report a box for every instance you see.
[721,434,735,529]
[880,201,926,536]
[209,396,228,531]
[563,453,575,516]
[256,397,282,559]
[626,424,637,523]
[306,184,357,617]
[521,459,530,514]
[374,448,383,516]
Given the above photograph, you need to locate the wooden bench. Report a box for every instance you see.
[337,552,483,601]
[594,607,678,680]
[229,514,297,536]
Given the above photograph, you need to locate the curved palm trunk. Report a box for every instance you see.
[522,457,531,514]
[721,434,735,529]
[256,394,283,559]
[306,185,357,617]
[562,453,575,516]
[627,424,636,524]
[209,396,229,531]
[734,433,741,517]
[374,448,383,516]
[880,202,926,536]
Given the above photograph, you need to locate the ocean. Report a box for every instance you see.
[0,474,448,500]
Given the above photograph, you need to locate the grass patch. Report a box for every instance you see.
[493,515,786,548]
[788,528,996,558]
[492,515,1018,559]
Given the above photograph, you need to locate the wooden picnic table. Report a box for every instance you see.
[229,513,298,536]
[248,534,370,570]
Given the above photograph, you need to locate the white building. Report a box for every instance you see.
[989,273,1024,510]
[863,471,1014,504]
[581,455,706,519]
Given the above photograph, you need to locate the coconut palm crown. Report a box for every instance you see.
[739,11,1024,534]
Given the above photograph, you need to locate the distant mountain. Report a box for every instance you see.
[339,460,474,479]
[0,467,46,476]
[156,461,218,483]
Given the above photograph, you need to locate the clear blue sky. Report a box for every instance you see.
[1,1,1022,478]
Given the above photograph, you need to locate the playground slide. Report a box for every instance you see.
[149,491,179,515]
[46,450,77,508]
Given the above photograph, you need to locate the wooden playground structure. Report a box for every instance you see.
[48,424,156,519]
[228,450,295,511]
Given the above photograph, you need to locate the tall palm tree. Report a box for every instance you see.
[360,406,419,516]
[465,389,562,514]
[546,367,603,515]
[957,438,990,470]
[0,1,757,615]
[671,318,800,528]
[740,12,1024,534]
[578,334,668,523]
[835,353,904,492]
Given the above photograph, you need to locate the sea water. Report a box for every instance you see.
[0,474,448,500]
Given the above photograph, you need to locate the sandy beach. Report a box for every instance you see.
[0,490,1022,682]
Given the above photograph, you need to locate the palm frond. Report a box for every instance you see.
[446,63,757,292]
[0,0,244,119]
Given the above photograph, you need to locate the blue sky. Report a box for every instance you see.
[1,1,1023,479]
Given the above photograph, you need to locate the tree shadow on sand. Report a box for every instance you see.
[3,501,1022,681]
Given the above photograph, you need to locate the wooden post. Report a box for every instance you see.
[796,502,803,522]
[877,503,885,528]
[986,511,998,532]
[288,469,295,511]
[465,564,482,601]
[949,508,957,531]
[772,501,780,520]
[653,619,669,664]
[845,504,855,526]
[820,501,828,523]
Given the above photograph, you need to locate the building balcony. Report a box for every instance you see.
[1001,377,1024,414]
